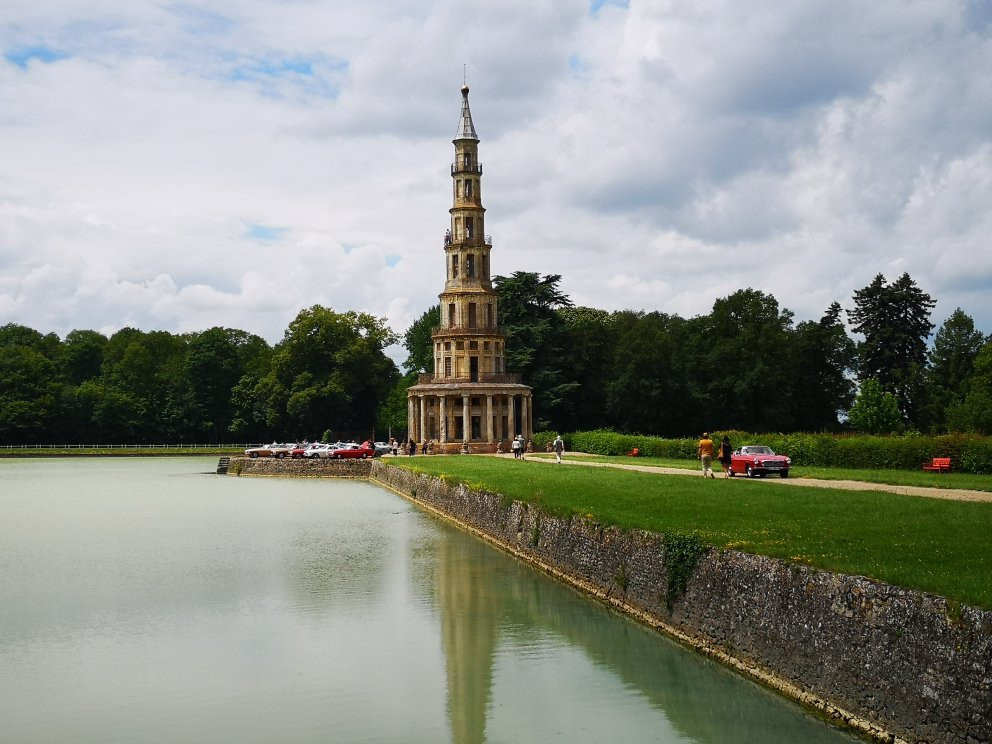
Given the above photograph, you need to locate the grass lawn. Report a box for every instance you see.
[393,456,992,610]
[528,453,992,493]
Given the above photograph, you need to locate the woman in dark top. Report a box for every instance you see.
[718,435,733,478]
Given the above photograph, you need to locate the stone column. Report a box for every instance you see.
[520,394,529,442]
[419,394,427,445]
[485,394,494,442]
[495,396,503,441]
[408,396,415,441]
[508,394,516,438]
[462,395,470,442]
[439,396,447,444]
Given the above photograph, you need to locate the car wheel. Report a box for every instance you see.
[276,452,284,459]
[310,453,319,459]
[361,453,368,459]
[728,469,734,477]
[249,452,258,459]
[746,465,754,478]
[780,470,789,478]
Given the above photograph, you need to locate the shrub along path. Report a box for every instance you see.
[394,455,992,609]
[524,453,992,503]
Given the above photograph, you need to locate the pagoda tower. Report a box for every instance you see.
[406,84,533,452]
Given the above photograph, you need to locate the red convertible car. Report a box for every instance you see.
[730,445,791,478]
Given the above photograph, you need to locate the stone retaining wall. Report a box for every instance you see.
[370,461,991,744]
[227,456,372,478]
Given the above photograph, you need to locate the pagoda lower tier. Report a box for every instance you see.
[406,376,533,453]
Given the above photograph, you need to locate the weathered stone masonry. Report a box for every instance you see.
[230,457,991,744]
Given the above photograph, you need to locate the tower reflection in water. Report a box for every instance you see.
[426,519,856,744]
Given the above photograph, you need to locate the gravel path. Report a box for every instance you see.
[513,453,992,504]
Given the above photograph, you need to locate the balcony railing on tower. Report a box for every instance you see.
[443,232,492,247]
[431,324,499,337]
[451,162,483,174]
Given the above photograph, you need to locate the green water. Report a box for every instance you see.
[0,458,860,743]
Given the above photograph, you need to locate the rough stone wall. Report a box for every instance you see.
[227,456,372,478]
[370,461,992,744]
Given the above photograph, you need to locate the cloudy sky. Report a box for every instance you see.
[2,0,991,360]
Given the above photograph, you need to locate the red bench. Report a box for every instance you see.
[922,457,952,473]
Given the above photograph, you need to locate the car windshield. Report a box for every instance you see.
[743,446,773,455]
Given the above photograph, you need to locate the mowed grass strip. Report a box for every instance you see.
[394,456,992,610]
[530,453,992,493]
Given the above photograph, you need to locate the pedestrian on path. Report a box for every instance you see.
[553,435,565,464]
[511,436,521,459]
[718,435,733,477]
[698,432,715,478]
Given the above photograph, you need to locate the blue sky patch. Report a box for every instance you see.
[245,223,288,242]
[568,54,589,78]
[5,46,70,69]
[167,3,236,36]
[590,0,629,14]
[385,255,401,268]
[230,54,347,99]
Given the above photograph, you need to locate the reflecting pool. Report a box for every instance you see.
[0,458,861,743]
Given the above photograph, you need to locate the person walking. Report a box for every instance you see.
[408,438,416,456]
[553,435,565,464]
[698,432,716,478]
[511,435,521,460]
[718,435,733,477]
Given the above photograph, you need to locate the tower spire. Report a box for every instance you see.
[455,84,478,141]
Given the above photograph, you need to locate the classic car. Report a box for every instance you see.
[244,443,296,459]
[292,443,331,459]
[329,443,377,459]
[245,443,279,458]
[730,445,791,478]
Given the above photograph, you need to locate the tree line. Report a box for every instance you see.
[3,271,990,445]
[0,306,399,444]
[405,271,990,436]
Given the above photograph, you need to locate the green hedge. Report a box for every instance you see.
[548,429,992,474]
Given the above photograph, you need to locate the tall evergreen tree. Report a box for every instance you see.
[847,272,935,425]
[925,308,986,430]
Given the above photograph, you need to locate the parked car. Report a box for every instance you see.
[730,445,791,478]
[245,443,280,458]
[292,443,330,459]
[329,443,377,459]
[373,441,392,456]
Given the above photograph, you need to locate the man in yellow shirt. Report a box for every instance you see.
[698,432,715,478]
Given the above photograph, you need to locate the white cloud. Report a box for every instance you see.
[1,0,991,360]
